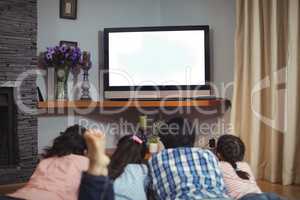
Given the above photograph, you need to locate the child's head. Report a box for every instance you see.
[43,124,87,158]
[158,117,195,149]
[108,134,147,180]
[216,134,249,180]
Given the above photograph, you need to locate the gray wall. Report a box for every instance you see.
[159,0,235,92]
[37,0,235,153]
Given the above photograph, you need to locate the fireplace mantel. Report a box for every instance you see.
[38,98,227,109]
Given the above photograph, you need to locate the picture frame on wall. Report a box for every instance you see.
[59,40,78,47]
[60,0,77,20]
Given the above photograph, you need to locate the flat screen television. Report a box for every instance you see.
[103,25,210,100]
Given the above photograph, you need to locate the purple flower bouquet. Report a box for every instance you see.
[44,45,82,67]
[42,45,90,100]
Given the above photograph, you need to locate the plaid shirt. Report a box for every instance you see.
[148,148,228,200]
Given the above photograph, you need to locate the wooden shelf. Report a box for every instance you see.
[38,99,226,109]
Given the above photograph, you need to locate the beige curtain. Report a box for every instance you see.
[231,0,300,185]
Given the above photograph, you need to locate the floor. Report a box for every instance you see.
[258,181,300,200]
[0,181,299,199]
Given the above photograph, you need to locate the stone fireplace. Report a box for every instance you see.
[0,0,38,184]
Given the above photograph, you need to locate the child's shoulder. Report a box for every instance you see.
[219,161,250,168]
[40,154,89,171]
[68,154,89,170]
[219,161,254,177]
[237,162,253,173]
[126,164,148,174]
[149,147,214,161]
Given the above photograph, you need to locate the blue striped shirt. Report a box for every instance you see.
[114,164,149,200]
[148,148,229,200]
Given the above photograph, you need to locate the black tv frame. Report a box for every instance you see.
[103,25,210,92]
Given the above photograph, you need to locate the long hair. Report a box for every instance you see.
[216,134,250,180]
[43,124,87,158]
[108,134,147,180]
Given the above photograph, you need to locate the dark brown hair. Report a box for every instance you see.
[108,135,147,180]
[216,134,250,180]
[43,124,87,158]
[158,117,195,149]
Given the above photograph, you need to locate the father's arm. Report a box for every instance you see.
[79,172,114,200]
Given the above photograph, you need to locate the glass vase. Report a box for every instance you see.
[55,68,69,100]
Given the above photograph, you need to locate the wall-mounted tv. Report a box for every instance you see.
[103,25,210,100]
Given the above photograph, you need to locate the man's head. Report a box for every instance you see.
[158,117,195,149]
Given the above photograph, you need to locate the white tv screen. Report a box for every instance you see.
[107,29,207,87]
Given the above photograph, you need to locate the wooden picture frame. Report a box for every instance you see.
[60,0,77,20]
[59,40,78,47]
